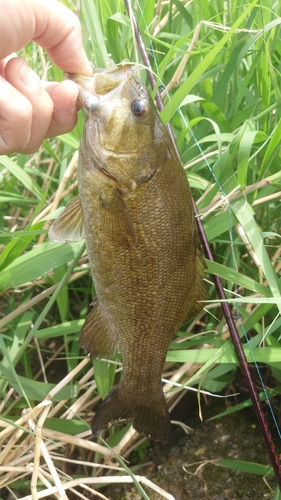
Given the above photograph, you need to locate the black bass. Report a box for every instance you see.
[49,64,207,443]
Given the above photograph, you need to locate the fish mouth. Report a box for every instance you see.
[66,63,143,189]
[65,63,135,113]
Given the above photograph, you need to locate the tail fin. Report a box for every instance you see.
[91,384,171,444]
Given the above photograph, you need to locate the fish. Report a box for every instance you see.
[49,64,208,443]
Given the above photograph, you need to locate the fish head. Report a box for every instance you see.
[67,65,163,190]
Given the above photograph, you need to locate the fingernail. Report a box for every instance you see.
[19,63,40,89]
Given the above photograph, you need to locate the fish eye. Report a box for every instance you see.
[131,99,148,117]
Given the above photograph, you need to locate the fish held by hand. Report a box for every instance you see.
[49,64,208,444]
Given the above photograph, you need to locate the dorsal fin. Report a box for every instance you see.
[185,249,208,321]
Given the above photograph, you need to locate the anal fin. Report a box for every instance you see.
[79,298,118,359]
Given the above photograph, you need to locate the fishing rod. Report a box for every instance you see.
[124,0,281,491]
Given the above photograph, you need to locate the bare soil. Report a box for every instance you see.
[102,376,280,500]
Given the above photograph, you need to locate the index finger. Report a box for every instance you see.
[0,0,92,75]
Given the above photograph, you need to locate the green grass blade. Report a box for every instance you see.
[232,199,281,312]
[160,0,259,124]
[0,242,84,289]
[217,459,274,476]
[81,0,109,66]
[0,155,42,199]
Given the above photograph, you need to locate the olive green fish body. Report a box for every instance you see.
[49,65,207,443]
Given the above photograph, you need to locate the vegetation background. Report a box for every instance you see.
[1,0,281,498]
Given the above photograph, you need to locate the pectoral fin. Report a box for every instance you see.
[100,188,136,248]
[48,195,85,243]
[80,298,118,359]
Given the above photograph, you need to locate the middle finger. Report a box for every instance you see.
[5,57,54,153]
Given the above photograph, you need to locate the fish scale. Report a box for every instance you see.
[49,64,208,443]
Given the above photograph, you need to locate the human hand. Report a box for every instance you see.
[0,0,92,155]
